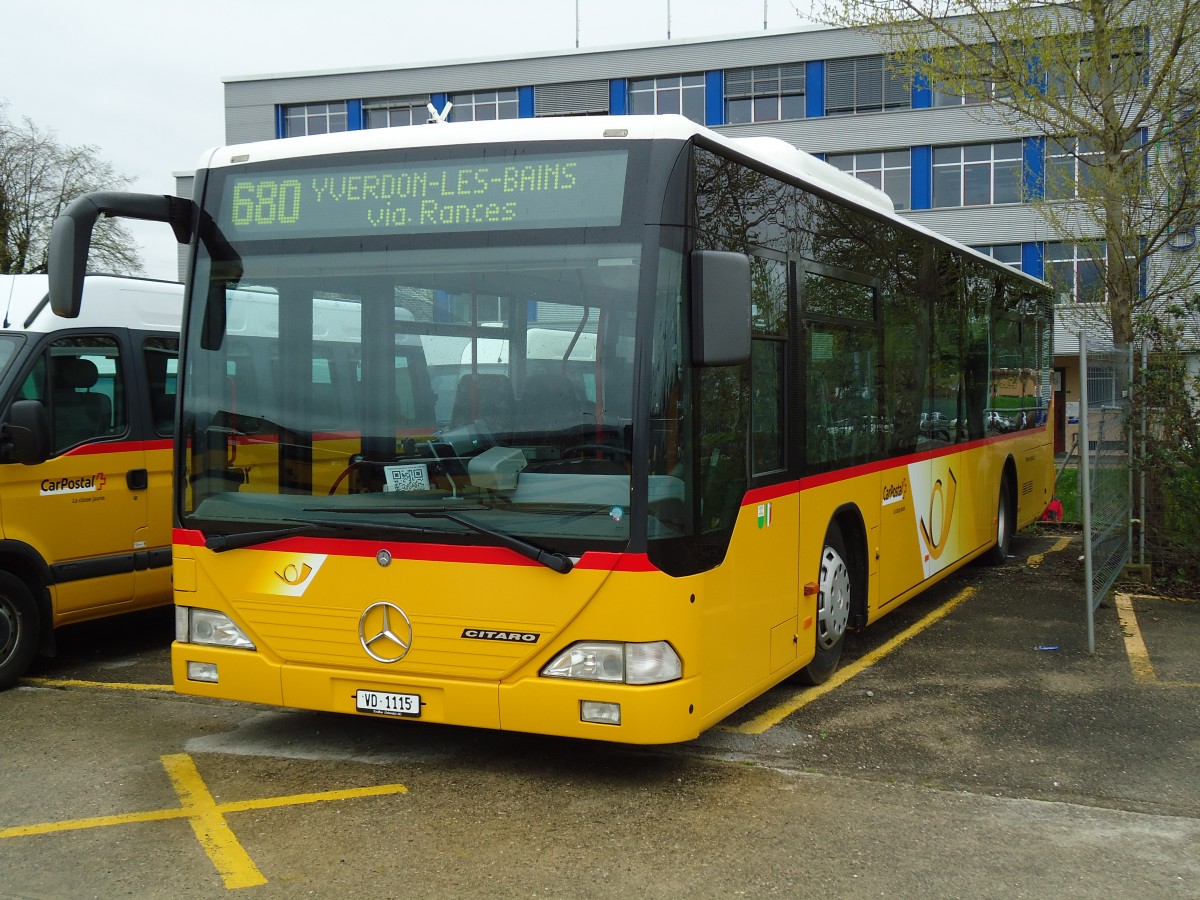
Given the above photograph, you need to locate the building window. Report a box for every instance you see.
[1045,137,1110,200]
[1047,30,1146,98]
[971,244,1023,268]
[283,102,348,137]
[1045,241,1106,303]
[628,74,705,123]
[825,149,911,210]
[825,56,910,115]
[448,90,519,122]
[725,64,806,124]
[932,45,1013,107]
[364,96,429,128]
[932,141,1023,207]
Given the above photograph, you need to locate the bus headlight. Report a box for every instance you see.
[541,641,681,684]
[176,606,256,650]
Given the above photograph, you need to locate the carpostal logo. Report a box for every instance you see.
[881,476,909,507]
[40,473,106,496]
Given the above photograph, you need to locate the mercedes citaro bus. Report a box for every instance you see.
[45,116,1052,742]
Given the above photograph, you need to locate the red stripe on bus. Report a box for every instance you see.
[62,438,172,456]
[742,424,1050,506]
[172,528,656,572]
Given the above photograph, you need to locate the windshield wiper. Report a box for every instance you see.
[202,518,433,552]
[203,523,331,552]
[409,510,573,574]
[302,505,574,574]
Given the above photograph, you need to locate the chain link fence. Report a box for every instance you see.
[1077,339,1133,653]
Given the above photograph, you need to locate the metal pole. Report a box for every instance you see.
[667,0,671,39]
[1140,342,1147,565]
[576,0,579,48]
[1079,335,1095,655]
[1127,345,1135,571]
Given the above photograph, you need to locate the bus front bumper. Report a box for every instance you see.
[172,642,704,744]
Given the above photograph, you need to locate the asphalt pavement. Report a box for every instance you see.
[1,527,1197,898]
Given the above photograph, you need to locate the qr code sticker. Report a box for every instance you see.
[384,464,430,492]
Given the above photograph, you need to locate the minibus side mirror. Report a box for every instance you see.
[690,250,751,367]
[3,400,53,466]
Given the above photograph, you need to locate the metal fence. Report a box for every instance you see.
[1077,338,1133,653]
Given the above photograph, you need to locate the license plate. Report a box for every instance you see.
[355,689,421,717]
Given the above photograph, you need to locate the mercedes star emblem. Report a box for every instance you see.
[358,601,413,663]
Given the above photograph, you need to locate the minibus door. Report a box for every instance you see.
[0,335,146,616]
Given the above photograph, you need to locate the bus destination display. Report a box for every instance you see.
[220,150,628,239]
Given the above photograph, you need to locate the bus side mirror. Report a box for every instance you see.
[49,191,195,318]
[3,400,53,466]
[690,250,751,367]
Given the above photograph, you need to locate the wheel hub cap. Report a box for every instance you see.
[816,544,851,650]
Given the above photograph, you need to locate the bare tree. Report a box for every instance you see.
[816,0,1200,349]
[0,106,142,275]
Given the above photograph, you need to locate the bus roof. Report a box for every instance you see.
[0,274,182,335]
[196,114,1047,290]
[199,115,889,208]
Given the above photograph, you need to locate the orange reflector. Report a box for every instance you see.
[803,616,814,629]
[804,582,818,596]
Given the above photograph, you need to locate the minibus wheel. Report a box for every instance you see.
[0,572,39,690]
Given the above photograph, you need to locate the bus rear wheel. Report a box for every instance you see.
[0,572,39,690]
[797,523,851,686]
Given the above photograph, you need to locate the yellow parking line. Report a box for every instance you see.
[1115,593,1200,688]
[1027,536,1073,568]
[22,677,173,692]
[163,753,267,890]
[1,754,409,890]
[0,805,193,838]
[724,586,977,735]
[1115,593,1158,684]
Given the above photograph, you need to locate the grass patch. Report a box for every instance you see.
[1052,463,1081,524]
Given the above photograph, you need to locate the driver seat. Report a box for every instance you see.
[451,373,514,437]
[517,373,585,436]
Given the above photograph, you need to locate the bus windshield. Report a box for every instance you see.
[180,145,668,555]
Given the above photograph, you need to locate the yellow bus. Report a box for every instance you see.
[48,116,1053,743]
[0,274,181,688]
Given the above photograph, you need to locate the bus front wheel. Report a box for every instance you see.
[797,523,851,685]
[0,572,39,690]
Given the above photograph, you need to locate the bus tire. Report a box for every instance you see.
[982,474,1013,566]
[797,522,851,686]
[0,572,39,691]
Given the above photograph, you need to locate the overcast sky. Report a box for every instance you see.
[3,0,817,280]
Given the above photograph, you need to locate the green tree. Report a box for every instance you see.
[0,105,142,275]
[816,0,1200,349]
[818,0,1200,575]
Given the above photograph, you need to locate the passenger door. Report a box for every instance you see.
[132,335,179,605]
